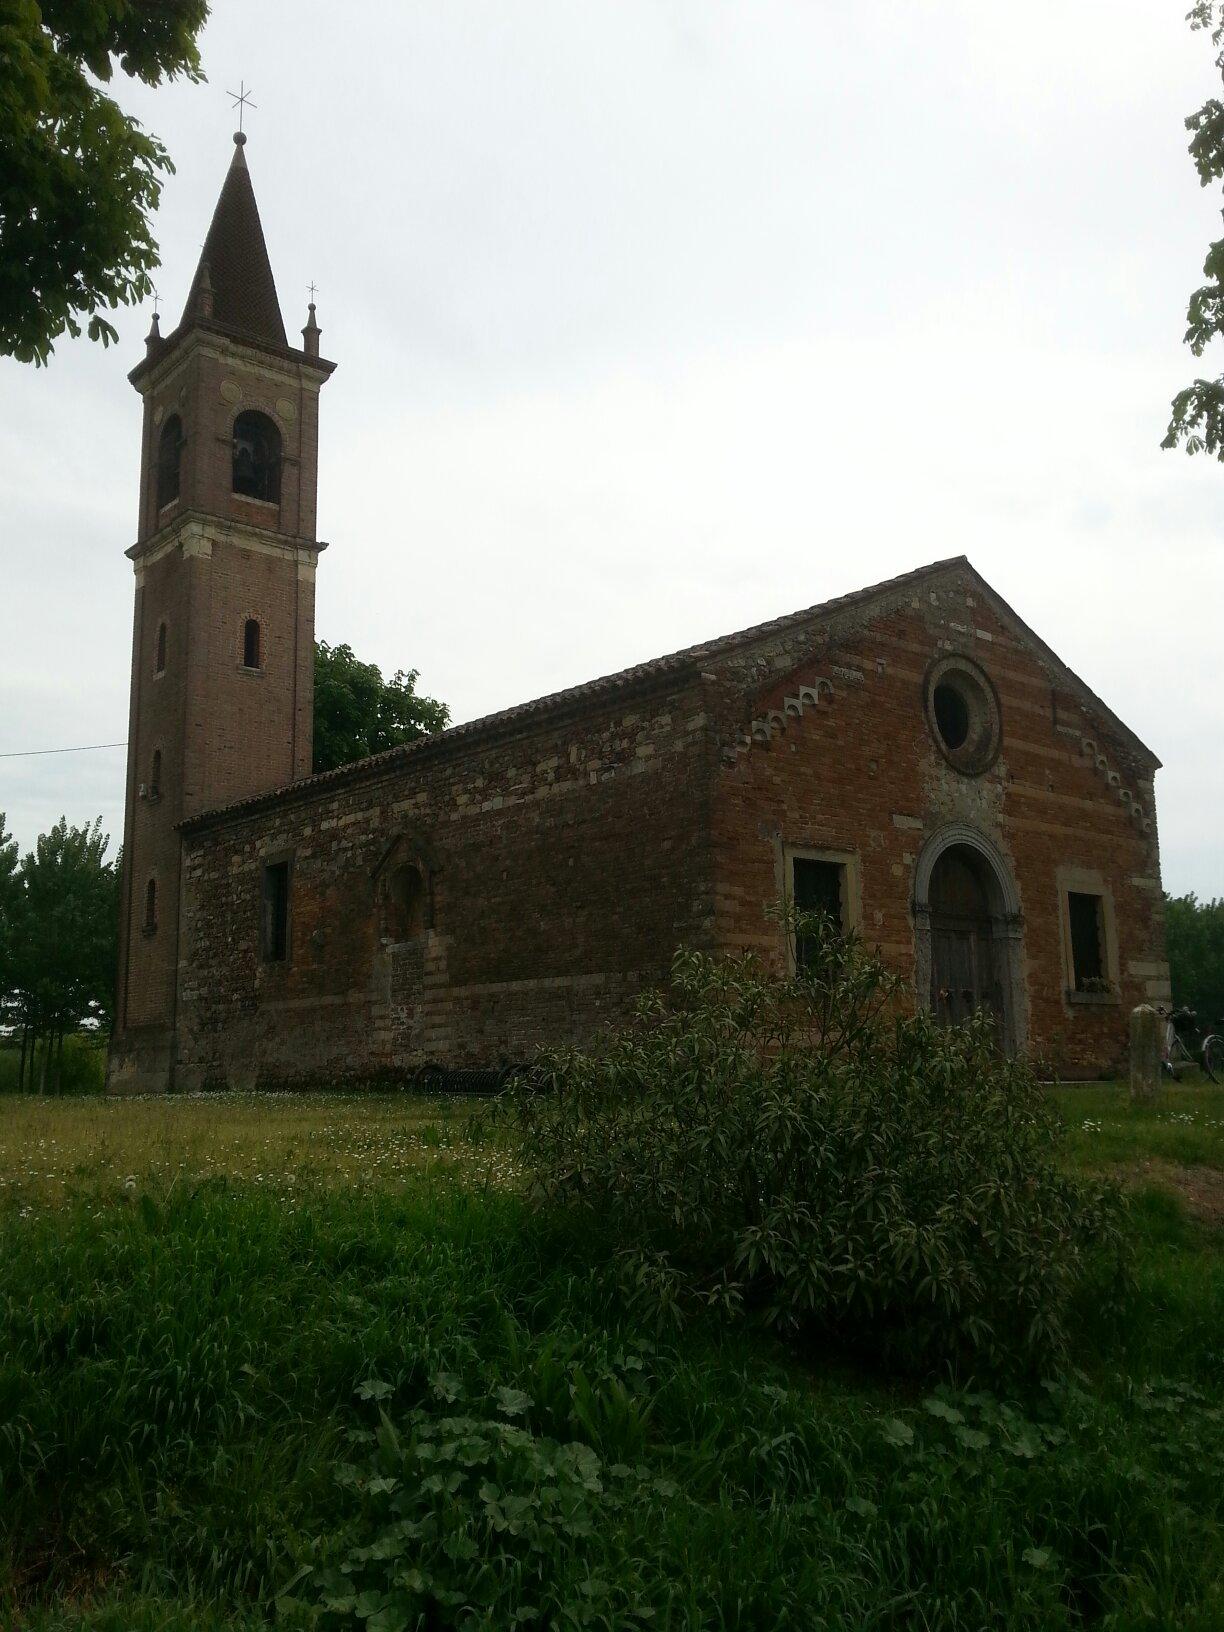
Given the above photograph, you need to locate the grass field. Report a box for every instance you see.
[0,1092,505,1210]
[1,1082,1223,1629]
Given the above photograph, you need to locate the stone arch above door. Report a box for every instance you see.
[912,823,1027,1055]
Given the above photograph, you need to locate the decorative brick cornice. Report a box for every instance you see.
[129,322,335,394]
[1076,735,1153,835]
[127,510,328,572]
[722,677,836,765]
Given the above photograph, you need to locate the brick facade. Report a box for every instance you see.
[707,575,1164,1079]
[174,678,714,1089]
[169,561,1165,1090]
[108,137,1167,1094]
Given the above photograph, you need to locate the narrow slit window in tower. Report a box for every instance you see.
[243,618,261,670]
[144,878,157,934]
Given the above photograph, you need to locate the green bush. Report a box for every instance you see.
[507,920,1126,1376]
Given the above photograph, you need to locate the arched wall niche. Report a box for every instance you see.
[371,829,439,942]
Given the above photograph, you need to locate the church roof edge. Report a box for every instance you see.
[189,554,1104,834]
[181,554,1159,834]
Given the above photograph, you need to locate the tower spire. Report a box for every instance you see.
[179,133,287,347]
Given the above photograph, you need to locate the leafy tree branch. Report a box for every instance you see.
[1165,3,1224,456]
[313,640,450,775]
[1,0,209,365]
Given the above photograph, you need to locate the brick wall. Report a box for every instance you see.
[710,571,1165,1078]
[169,563,1164,1089]
[135,333,327,547]
[110,324,330,1093]
[176,679,716,1088]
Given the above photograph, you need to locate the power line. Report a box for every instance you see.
[0,740,127,760]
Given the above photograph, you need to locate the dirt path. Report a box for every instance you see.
[1121,1160,1224,1225]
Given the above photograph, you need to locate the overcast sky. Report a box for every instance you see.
[2,1,1222,896]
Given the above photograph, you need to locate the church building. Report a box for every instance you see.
[108,135,1170,1094]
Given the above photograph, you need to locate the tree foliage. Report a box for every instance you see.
[2,816,119,1090]
[1165,891,1224,1025]
[1164,3,1224,457]
[0,0,209,366]
[506,916,1126,1377]
[313,640,450,775]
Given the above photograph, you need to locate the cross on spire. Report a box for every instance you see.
[151,287,160,317]
[308,281,318,303]
[227,80,257,133]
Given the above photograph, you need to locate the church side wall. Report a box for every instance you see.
[709,575,1165,1079]
[175,679,715,1088]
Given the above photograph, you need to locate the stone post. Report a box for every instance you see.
[1129,1004,1162,1105]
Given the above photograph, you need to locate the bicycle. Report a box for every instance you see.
[1157,1005,1223,1084]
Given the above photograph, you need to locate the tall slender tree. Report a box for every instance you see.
[9,818,118,1092]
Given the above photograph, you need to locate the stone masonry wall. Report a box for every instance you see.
[176,677,715,1088]
[175,564,1164,1087]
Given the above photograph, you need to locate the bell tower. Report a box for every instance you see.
[109,131,335,1094]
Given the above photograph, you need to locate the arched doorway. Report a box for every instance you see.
[928,847,1001,1033]
[913,825,1026,1055]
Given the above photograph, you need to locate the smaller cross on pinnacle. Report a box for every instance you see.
[151,288,160,318]
[227,80,257,133]
[308,281,318,304]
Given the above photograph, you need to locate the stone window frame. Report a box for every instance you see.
[923,652,1002,777]
[154,619,168,677]
[776,841,862,977]
[260,851,294,967]
[1055,864,1120,1007]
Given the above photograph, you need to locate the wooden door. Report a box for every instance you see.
[929,848,1002,1037]
[932,921,1000,1030]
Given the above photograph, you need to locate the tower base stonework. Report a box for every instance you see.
[107,1027,177,1096]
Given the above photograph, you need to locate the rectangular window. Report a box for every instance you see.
[793,856,845,969]
[262,861,290,963]
[1067,890,1104,990]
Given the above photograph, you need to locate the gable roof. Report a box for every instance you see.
[965,566,1159,769]
[181,554,1157,832]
